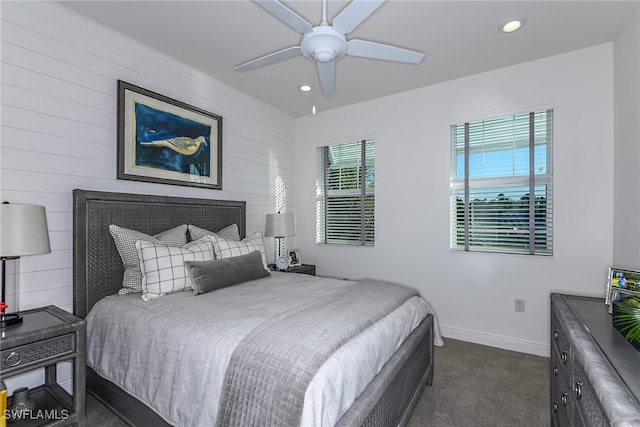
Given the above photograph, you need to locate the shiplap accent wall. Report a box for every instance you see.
[1,1,294,327]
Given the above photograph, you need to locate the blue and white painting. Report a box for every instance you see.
[134,102,211,177]
[118,80,222,189]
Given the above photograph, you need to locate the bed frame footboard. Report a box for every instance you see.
[336,313,434,427]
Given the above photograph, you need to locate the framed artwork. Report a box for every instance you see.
[605,267,640,312]
[288,249,301,267]
[117,80,222,189]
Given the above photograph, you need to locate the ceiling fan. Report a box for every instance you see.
[234,0,425,97]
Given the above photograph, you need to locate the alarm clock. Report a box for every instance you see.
[275,255,289,271]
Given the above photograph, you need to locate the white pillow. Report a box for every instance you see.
[209,232,268,270]
[136,238,215,301]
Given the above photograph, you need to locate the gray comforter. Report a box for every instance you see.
[86,273,437,427]
[216,280,418,427]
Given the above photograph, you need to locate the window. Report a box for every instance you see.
[450,110,553,255]
[316,139,375,245]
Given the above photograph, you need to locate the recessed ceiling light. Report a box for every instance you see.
[500,18,526,34]
[299,85,313,92]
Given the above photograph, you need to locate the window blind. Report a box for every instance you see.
[316,139,375,245]
[450,110,553,255]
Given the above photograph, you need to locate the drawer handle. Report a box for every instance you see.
[6,351,22,367]
[575,381,583,400]
[553,329,559,340]
[553,401,558,412]
[561,392,568,407]
[553,366,558,376]
[561,350,568,364]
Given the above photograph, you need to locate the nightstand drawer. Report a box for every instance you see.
[1,333,74,372]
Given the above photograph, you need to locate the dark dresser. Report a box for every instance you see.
[550,293,640,426]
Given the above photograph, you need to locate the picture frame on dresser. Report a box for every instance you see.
[605,266,640,312]
[117,80,223,190]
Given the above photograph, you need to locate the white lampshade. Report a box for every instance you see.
[264,213,295,238]
[0,204,51,257]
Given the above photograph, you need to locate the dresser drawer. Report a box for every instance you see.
[551,312,570,363]
[1,333,74,372]
[551,348,571,425]
[551,378,571,427]
[571,353,608,427]
[551,348,571,398]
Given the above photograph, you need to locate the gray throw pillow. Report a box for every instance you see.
[185,250,270,295]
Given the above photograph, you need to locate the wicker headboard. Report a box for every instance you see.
[72,189,246,318]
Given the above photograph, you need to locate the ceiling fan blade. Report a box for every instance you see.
[234,46,302,72]
[256,0,313,34]
[347,39,425,63]
[333,0,385,34]
[317,61,335,97]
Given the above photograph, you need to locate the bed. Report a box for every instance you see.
[72,189,439,427]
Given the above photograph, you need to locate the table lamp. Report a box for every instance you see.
[264,212,294,262]
[0,203,51,328]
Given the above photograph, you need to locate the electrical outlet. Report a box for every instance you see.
[515,299,525,312]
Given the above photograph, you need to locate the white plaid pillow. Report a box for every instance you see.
[136,238,214,301]
[209,232,268,270]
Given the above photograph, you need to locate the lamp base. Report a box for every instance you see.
[0,312,22,328]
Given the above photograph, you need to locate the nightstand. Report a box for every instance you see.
[285,264,316,276]
[1,305,86,426]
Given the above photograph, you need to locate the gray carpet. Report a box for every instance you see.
[408,338,550,427]
[86,338,550,426]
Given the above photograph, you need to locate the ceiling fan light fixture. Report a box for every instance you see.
[301,26,348,63]
[500,18,525,33]
[314,48,336,63]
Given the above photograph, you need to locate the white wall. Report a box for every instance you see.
[295,44,616,356]
[1,1,295,391]
[613,4,640,267]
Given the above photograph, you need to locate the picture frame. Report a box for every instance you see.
[117,80,222,189]
[605,267,640,312]
[288,249,301,267]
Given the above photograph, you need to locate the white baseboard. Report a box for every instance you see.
[440,325,550,357]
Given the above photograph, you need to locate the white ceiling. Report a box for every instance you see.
[58,0,637,118]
